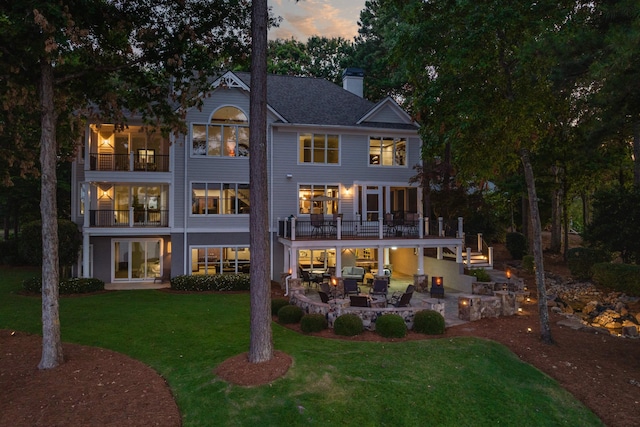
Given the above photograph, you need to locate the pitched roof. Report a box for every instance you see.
[233,72,417,130]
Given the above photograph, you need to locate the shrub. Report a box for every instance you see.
[413,310,445,335]
[466,268,491,282]
[18,219,81,269]
[591,263,640,296]
[277,304,304,324]
[334,313,364,336]
[271,297,290,315]
[567,247,609,281]
[170,274,250,291]
[22,277,105,294]
[522,255,535,274]
[506,232,527,260]
[300,313,328,333]
[375,314,407,338]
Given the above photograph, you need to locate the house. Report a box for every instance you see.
[71,69,488,291]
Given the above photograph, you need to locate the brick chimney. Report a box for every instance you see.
[342,68,364,98]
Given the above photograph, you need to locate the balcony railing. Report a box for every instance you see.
[90,209,169,227]
[278,216,462,241]
[89,153,170,172]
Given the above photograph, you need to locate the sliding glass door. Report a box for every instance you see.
[113,239,161,281]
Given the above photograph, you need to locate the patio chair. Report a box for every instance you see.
[343,278,361,296]
[349,295,370,307]
[310,213,325,238]
[404,212,419,235]
[369,279,388,298]
[301,269,322,289]
[388,286,414,307]
[318,291,331,304]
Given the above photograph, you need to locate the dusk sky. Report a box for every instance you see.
[269,0,367,41]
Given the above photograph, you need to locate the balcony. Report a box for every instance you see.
[278,215,462,241]
[89,153,169,172]
[89,209,169,227]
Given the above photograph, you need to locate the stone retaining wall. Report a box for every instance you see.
[288,286,444,331]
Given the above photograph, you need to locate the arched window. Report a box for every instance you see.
[192,106,250,157]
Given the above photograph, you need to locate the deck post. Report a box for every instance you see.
[438,217,444,236]
[458,217,463,238]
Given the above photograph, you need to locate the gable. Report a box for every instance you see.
[357,97,416,127]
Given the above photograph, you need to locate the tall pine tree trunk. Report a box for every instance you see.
[550,165,562,253]
[248,0,273,364]
[520,148,553,344]
[634,120,640,188]
[39,60,63,369]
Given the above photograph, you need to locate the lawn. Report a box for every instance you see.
[0,267,602,426]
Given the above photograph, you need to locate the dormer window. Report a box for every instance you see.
[192,106,249,157]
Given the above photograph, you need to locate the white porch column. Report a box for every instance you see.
[292,248,298,279]
[456,245,463,264]
[82,182,90,228]
[417,246,424,274]
[82,232,90,278]
[335,249,342,277]
[488,247,494,268]
[377,245,384,273]
[284,246,291,276]
[458,216,464,238]
[438,217,444,236]
[437,246,443,260]
[466,247,472,266]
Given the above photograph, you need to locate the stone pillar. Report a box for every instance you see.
[414,274,429,293]
[494,291,518,316]
[458,294,482,321]
[288,277,305,299]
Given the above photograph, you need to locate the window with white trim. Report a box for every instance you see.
[192,106,249,157]
[298,184,339,215]
[299,133,339,164]
[190,246,251,275]
[369,137,406,166]
[191,182,250,215]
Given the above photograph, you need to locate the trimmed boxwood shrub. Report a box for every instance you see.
[22,277,105,294]
[334,313,364,336]
[522,255,535,274]
[170,274,250,291]
[567,247,609,281]
[271,297,290,315]
[375,314,407,338]
[466,268,491,282]
[413,310,445,335]
[506,232,527,260]
[591,263,640,296]
[300,313,328,333]
[277,304,304,324]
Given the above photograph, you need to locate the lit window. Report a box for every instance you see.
[369,137,406,166]
[299,133,339,164]
[192,107,249,157]
[191,183,250,215]
[298,184,339,215]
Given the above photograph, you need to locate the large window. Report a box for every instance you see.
[298,184,339,214]
[369,137,406,166]
[190,246,251,275]
[114,239,161,280]
[192,106,249,157]
[191,182,250,215]
[299,133,339,164]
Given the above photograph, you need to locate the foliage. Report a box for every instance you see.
[466,269,492,283]
[271,298,290,316]
[300,313,328,333]
[591,263,640,297]
[522,256,535,274]
[0,267,605,426]
[17,219,81,267]
[276,304,304,324]
[413,310,445,335]
[333,313,364,336]
[583,187,640,264]
[567,248,610,281]
[506,232,528,260]
[375,314,407,338]
[0,239,22,265]
[23,277,104,294]
[170,274,250,292]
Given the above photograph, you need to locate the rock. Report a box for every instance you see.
[622,325,638,337]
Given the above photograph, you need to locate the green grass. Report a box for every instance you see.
[0,266,603,426]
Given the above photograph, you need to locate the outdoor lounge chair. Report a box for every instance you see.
[349,295,370,307]
[369,279,388,298]
[384,213,397,236]
[318,291,331,304]
[343,278,361,296]
[388,287,414,307]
